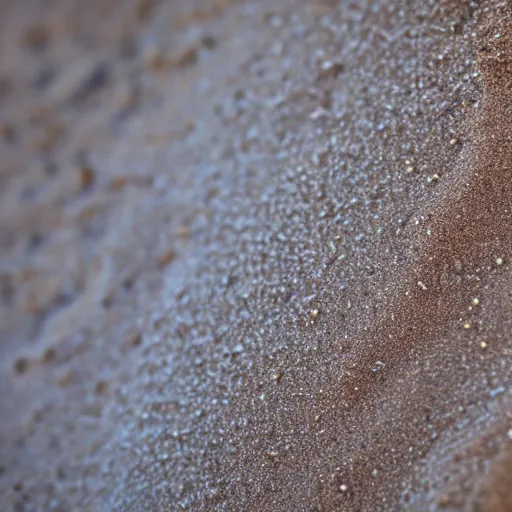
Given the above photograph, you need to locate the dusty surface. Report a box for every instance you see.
[1,0,512,511]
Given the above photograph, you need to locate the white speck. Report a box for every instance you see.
[496,257,504,266]
[489,386,505,398]
[340,484,348,492]
[472,298,480,306]
[507,429,512,440]
[270,16,283,27]
[417,281,427,291]
[246,125,259,140]
[309,107,330,120]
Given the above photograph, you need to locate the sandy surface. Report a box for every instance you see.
[1,1,512,511]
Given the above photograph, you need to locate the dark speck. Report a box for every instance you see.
[0,123,16,144]
[71,62,109,103]
[27,233,44,251]
[102,296,114,309]
[14,357,29,375]
[123,277,134,290]
[22,24,50,53]
[0,78,10,101]
[33,68,55,90]
[202,35,217,50]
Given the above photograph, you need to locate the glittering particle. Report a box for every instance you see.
[309,107,330,120]
[232,344,244,355]
[340,484,348,492]
[427,173,440,183]
[507,429,512,440]
[372,361,386,372]
[463,322,471,330]
[480,341,488,349]
[496,257,504,266]
[417,281,427,291]
[472,298,480,306]
[405,166,414,174]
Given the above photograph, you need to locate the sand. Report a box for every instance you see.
[1,0,512,511]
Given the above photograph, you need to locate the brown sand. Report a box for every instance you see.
[1,1,512,511]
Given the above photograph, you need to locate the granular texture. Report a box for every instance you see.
[1,1,512,511]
